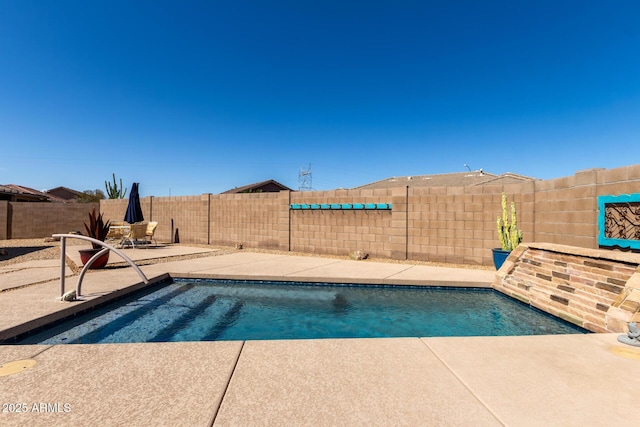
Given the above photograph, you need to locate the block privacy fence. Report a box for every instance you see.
[0,201,99,240]
[3,164,640,266]
[98,164,640,266]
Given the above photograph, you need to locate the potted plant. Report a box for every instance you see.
[492,192,523,270]
[79,207,111,269]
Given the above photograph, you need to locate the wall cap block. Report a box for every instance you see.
[527,242,640,265]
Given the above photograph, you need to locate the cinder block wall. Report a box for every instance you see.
[152,195,208,244]
[7,202,99,238]
[209,192,286,249]
[531,164,640,249]
[3,164,640,266]
[0,201,7,240]
[533,170,600,248]
[405,183,536,265]
[100,199,128,223]
[289,189,395,257]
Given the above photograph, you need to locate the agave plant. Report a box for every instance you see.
[84,207,111,249]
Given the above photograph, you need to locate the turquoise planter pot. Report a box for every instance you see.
[491,248,511,270]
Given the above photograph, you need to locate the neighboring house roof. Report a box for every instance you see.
[46,186,83,201]
[353,170,538,190]
[0,184,51,202]
[0,184,83,202]
[0,185,23,201]
[221,179,293,194]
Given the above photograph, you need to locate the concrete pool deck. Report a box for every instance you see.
[1,245,639,426]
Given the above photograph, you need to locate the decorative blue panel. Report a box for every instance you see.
[290,202,393,211]
[598,193,640,250]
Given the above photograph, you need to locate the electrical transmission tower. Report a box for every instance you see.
[298,164,313,191]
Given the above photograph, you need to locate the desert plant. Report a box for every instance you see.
[496,192,523,251]
[84,207,111,249]
[105,173,127,199]
[77,189,106,203]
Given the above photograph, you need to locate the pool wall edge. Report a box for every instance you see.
[168,273,493,288]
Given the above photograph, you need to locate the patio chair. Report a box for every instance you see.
[123,223,148,248]
[145,221,158,246]
[106,221,126,240]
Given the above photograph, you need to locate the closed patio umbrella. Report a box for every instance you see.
[124,182,144,223]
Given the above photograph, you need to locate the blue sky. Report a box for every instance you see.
[1,1,639,197]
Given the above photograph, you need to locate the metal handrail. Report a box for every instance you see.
[53,234,149,298]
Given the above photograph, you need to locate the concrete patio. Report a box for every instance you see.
[1,244,639,426]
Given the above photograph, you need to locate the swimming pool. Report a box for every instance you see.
[15,279,586,344]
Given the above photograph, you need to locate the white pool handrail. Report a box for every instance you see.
[53,234,149,298]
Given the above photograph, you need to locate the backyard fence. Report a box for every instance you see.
[3,164,640,266]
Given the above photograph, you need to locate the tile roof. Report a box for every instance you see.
[0,184,82,202]
[353,170,538,190]
[1,184,51,201]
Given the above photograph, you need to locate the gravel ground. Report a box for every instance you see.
[0,238,72,265]
[0,238,492,270]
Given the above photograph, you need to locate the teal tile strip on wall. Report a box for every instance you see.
[290,203,392,210]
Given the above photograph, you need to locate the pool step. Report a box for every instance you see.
[147,294,219,342]
[98,284,222,343]
[163,299,244,342]
[201,301,244,341]
[32,283,198,344]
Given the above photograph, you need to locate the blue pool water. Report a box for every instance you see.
[16,279,586,344]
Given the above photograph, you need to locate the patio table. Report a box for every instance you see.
[108,225,132,248]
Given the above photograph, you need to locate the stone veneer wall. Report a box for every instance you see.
[493,243,640,333]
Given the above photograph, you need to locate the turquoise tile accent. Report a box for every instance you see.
[598,193,640,250]
[290,202,393,210]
